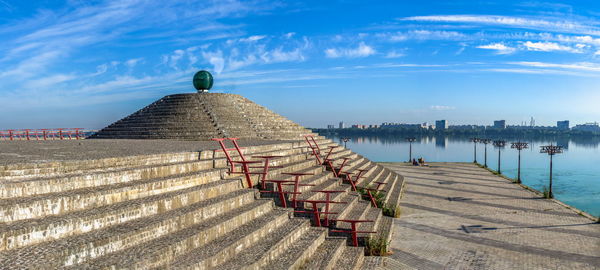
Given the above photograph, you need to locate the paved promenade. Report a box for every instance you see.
[380,162,600,270]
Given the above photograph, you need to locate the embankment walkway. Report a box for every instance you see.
[380,162,600,270]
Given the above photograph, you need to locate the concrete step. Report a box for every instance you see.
[299,237,346,270]
[0,180,246,251]
[0,159,215,198]
[0,152,204,179]
[384,174,405,211]
[4,192,267,268]
[0,168,225,223]
[261,227,327,270]
[164,210,298,269]
[333,245,365,270]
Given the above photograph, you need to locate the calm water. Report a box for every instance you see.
[326,135,600,217]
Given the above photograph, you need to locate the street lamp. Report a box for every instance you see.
[470,138,480,163]
[540,144,563,199]
[511,141,529,184]
[406,137,416,162]
[493,140,506,173]
[480,139,491,168]
[341,137,350,148]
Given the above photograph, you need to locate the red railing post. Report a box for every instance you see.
[251,155,283,189]
[260,179,299,208]
[330,219,376,247]
[282,172,314,208]
[314,190,346,226]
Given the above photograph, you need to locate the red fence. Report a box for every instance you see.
[0,128,91,140]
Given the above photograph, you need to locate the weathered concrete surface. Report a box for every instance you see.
[380,162,600,270]
[0,139,291,165]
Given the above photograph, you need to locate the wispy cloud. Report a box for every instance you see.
[522,41,583,53]
[400,15,600,35]
[430,105,455,111]
[238,35,267,42]
[383,30,466,41]
[384,50,405,58]
[477,43,516,54]
[325,42,376,58]
[510,61,600,72]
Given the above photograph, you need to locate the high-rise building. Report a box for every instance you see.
[573,122,600,132]
[557,120,570,130]
[435,120,448,129]
[339,121,345,129]
[493,120,506,129]
[327,124,335,129]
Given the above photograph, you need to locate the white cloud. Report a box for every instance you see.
[476,43,516,54]
[284,32,295,39]
[386,30,466,41]
[401,15,600,35]
[25,74,75,88]
[523,41,582,53]
[202,50,225,74]
[430,105,455,111]
[125,58,143,68]
[267,48,305,62]
[239,35,267,42]
[385,50,405,58]
[325,42,376,58]
[510,61,600,72]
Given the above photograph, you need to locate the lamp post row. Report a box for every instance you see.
[467,137,562,199]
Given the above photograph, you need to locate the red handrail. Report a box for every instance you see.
[0,128,90,140]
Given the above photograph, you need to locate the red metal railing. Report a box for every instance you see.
[0,128,89,140]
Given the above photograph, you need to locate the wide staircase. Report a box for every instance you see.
[0,137,404,269]
[90,93,311,140]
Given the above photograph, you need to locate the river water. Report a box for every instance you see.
[325,135,600,217]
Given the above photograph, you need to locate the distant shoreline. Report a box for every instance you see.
[312,128,600,139]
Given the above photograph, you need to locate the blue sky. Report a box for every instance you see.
[2,0,600,129]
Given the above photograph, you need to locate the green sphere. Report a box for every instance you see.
[193,70,213,91]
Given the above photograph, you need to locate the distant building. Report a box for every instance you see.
[380,122,427,129]
[573,122,600,132]
[351,124,367,129]
[339,121,345,129]
[327,124,335,129]
[493,120,506,129]
[435,120,448,130]
[557,120,570,130]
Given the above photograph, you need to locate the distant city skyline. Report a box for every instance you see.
[3,1,600,129]
[319,119,584,129]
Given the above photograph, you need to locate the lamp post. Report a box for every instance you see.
[341,137,350,148]
[493,140,506,174]
[480,139,491,168]
[540,144,563,199]
[406,137,416,162]
[511,142,529,184]
[470,138,480,163]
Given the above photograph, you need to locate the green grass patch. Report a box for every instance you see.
[366,235,391,256]
[542,187,553,199]
[382,204,401,218]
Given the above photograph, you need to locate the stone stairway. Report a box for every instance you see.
[0,137,403,269]
[90,93,312,140]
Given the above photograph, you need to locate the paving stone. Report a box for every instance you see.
[381,162,600,270]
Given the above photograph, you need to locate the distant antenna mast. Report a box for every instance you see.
[193,70,214,93]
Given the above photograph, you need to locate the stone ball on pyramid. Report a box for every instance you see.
[193,70,213,92]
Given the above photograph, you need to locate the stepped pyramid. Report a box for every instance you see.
[1,81,405,268]
[91,93,311,140]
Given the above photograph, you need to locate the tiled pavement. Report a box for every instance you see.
[378,162,600,270]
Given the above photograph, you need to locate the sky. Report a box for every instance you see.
[2,0,600,129]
